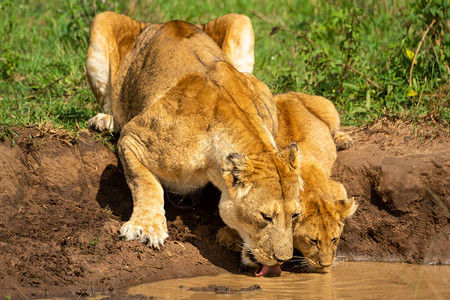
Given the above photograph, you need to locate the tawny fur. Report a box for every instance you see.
[199,14,254,74]
[218,92,357,271]
[85,12,302,267]
[86,12,254,132]
[276,92,357,270]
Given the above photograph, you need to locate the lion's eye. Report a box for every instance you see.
[261,213,273,223]
[292,213,299,219]
[309,238,318,245]
[331,238,338,244]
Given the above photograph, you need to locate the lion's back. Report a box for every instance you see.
[275,92,337,173]
[112,20,231,125]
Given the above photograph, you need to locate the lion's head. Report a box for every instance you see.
[218,143,302,271]
[292,160,357,271]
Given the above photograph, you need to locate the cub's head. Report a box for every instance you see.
[219,143,302,270]
[292,161,357,272]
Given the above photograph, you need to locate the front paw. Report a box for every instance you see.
[88,113,118,133]
[334,131,354,150]
[216,226,242,252]
[120,217,169,249]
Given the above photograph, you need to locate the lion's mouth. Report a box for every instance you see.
[255,264,282,277]
[246,250,282,277]
[284,249,327,273]
[246,250,259,265]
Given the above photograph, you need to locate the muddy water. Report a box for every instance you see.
[126,262,449,299]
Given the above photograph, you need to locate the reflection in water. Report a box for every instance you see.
[127,262,450,299]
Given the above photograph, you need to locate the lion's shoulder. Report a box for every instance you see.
[275,92,339,174]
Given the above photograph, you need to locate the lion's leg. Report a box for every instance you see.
[292,92,354,150]
[86,13,117,132]
[118,135,168,248]
[200,14,255,73]
[333,131,354,150]
[87,113,119,133]
[216,226,243,252]
[86,12,144,133]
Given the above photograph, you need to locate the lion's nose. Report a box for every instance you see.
[274,254,291,263]
[319,253,334,267]
[319,261,333,267]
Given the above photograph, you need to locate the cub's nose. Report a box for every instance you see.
[319,261,333,268]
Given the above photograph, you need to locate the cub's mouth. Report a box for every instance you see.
[283,249,328,273]
[245,250,282,277]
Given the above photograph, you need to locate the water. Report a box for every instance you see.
[126,262,450,299]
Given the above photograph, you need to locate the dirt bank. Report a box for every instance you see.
[334,121,449,264]
[0,122,449,298]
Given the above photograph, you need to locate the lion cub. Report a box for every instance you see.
[218,92,357,272]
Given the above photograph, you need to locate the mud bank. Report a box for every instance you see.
[0,122,448,298]
[334,122,449,264]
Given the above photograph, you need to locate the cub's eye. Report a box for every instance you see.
[331,238,338,244]
[309,238,318,245]
[261,213,273,223]
[292,213,299,219]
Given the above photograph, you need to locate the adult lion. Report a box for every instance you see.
[85,12,302,272]
[86,12,254,132]
[218,92,358,273]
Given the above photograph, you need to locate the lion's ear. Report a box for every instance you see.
[336,197,358,220]
[223,153,254,198]
[279,142,302,171]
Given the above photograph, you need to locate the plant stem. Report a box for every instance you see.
[251,10,319,49]
[409,19,436,87]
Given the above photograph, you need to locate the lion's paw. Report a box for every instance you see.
[88,113,119,133]
[120,219,169,249]
[216,226,242,252]
[334,131,354,150]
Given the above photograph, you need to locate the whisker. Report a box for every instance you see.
[291,255,307,260]
[232,242,244,250]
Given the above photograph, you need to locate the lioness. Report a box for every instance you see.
[86,12,254,133]
[86,12,302,271]
[218,92,358,273]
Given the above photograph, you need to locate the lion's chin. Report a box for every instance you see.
[284,249,330,273]
[242,249,282,277]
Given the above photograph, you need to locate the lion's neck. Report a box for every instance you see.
[299,159,334,214]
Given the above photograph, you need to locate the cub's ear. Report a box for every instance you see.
[336,197,358,220]
[279,142,302,171]
[223,153,254,198]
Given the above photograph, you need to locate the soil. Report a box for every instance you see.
[0,121,449,298]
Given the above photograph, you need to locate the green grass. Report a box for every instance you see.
[0,0,448,134]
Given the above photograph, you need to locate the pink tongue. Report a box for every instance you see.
[255,265,282,277]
